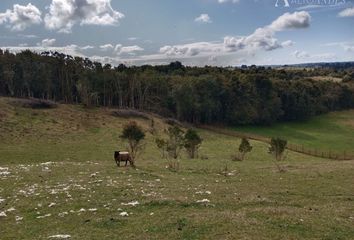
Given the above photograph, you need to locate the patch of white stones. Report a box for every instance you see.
[48,235,71,239]
[0,161,169,227]
[119,212,129,217]
[121,201,140,207]
[0,167,11,176]
[195,191,211,195]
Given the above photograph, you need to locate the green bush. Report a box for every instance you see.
[184,129,203,159]
[120,121,145,166]
[238,138,252,160]
[269,137,287,161]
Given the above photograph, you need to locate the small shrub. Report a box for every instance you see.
[238,138,253,161]
[184,129,203,159]
[120,121,145,166]
[160,126,185,172]
[155,137,168,158]
[166,126,185,159]
[268,137,287,161]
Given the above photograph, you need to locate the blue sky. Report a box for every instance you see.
[0,0,353,66]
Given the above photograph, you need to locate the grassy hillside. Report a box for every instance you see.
[233,111,354,153]
[0,97,353,240]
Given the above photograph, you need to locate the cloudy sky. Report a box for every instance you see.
[0,0,353,66]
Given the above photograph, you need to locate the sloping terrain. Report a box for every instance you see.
[0,97,353,240]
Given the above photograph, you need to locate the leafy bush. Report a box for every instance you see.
[155,137,168,158]
[120,121,145,166]
[238,138,252,160]
[269,137,287,161]
[184,129,203,159]
[165,126,185,159]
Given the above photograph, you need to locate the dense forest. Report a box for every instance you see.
[0,49,354,125]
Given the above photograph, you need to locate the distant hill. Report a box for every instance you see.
[270,61,354,70]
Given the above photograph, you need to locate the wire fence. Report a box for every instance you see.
[198,125,354,161]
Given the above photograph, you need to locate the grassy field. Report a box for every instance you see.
[0,97,353,240]
[233,111,354,153]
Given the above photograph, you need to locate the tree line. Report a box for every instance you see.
[0,49,354,125]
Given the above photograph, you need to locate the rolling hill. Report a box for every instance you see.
[0,97,353,240]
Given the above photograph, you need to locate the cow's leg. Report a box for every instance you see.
[118,160,120,167]
[125,160,128,167]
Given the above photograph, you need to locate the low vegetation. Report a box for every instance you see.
[269,138,288,161]
[183,129,203,159]
[120,121,146,166]
[238,138,253,161]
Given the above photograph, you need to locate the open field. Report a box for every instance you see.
[0,98,354,240]
[233,111,354,153]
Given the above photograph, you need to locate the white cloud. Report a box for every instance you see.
[338,7,354,17]
[114,44,144,55]
[269,11,311,31]
[293,50,310,59]
[0,3,42,31]
[39,38,56,47]
[218,0,240,3]
[0,11,315,66]
[159,11,310,58]
[160,42,222,57]
[81,45,95,50]
[281,40,294,47]
[44,0,125,33]
[100,44,114,51]
[293,50,336,61]
[195,14,212,23]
